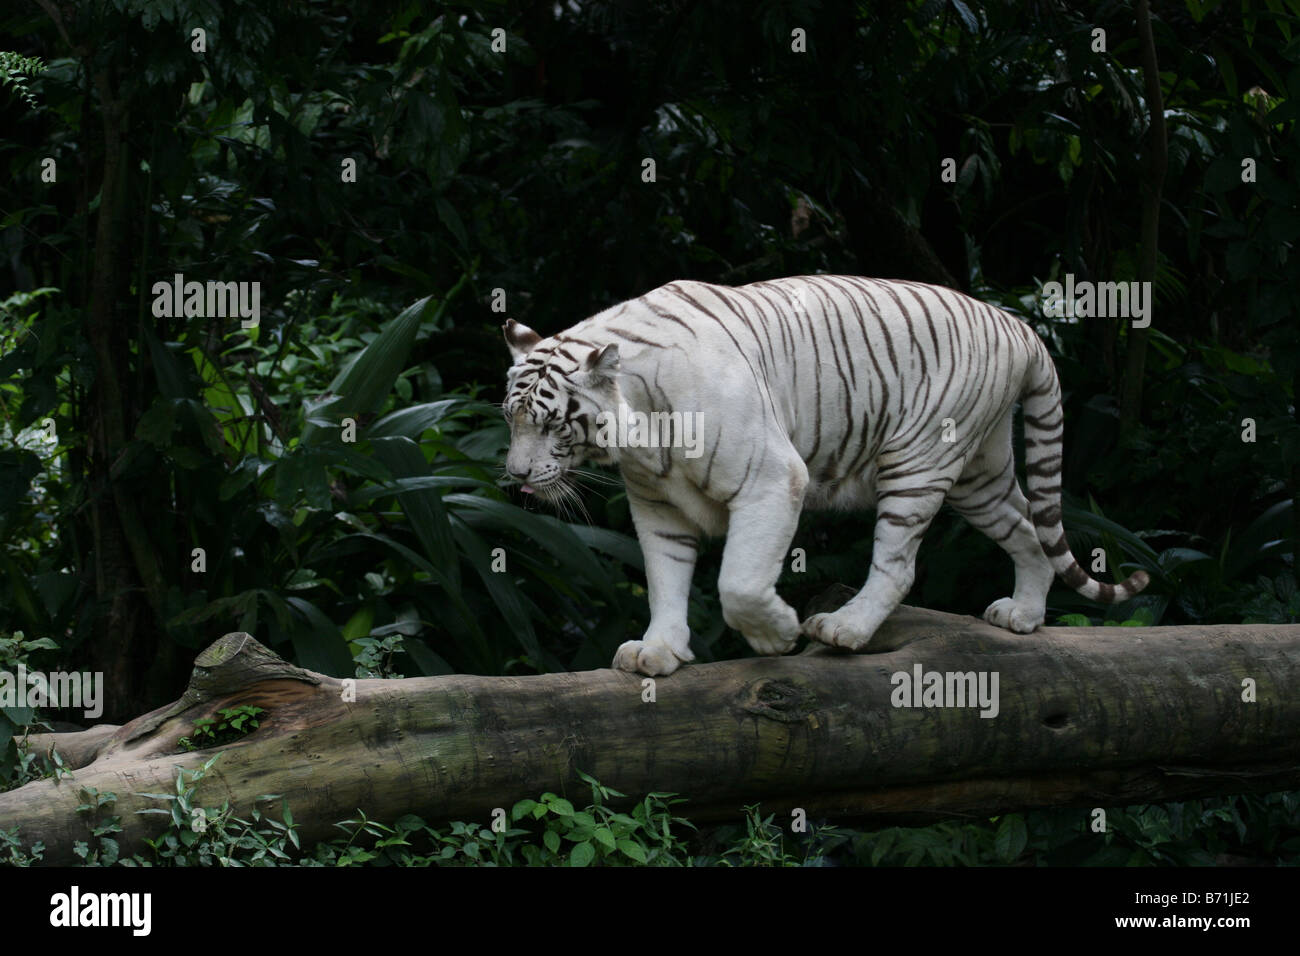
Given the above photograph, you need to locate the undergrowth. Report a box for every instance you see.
[3,755,1297,867]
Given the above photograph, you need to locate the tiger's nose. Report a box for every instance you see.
[507,466,530,482]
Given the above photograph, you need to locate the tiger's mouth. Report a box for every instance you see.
[519,474,565,498]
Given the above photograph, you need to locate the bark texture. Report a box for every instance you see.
[6,607,1299,863]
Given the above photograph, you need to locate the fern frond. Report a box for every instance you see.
[0,52,47,111]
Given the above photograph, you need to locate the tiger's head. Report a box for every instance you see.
[502,318,622,504]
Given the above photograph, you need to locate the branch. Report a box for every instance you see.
[5,607,1297,863]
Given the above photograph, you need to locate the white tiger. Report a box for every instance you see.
[502,275,1149,676]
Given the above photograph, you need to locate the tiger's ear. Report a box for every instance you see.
[584,343,620,384]
[503,319,542,363]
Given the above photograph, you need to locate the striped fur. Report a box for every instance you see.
[503,276,1149,676]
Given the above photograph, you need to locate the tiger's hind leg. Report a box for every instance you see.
[947,417,1054,633]
[801,473,954,651]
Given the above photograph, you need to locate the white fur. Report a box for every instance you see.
[503,276,1145,676]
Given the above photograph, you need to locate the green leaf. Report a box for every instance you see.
[353,531,493,668]
[369,399,497,439]
[1223,500,1294,581]
[1,705,35,728]
[342,605,375,642]
[218,457,261,501]
[569,841,595,867]
[436,196,468,249]
[568,525,644,570]
[348,474,496,504]
[543,829,561,854]
[299,296,433,446]
[135,400,178,446]
[617,839,647,863]
[445,494,620,604]
[545,796,575,817]
[1065,502,1161,581]
[1156,548,1212,574]
[284,596,353,677]
[370,437,459,591]
[994,814,1028,862]
[450,521,543,666]
[949,0,978,33]
[142,325,197,401]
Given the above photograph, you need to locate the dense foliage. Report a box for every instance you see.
[1,0,1298,864]
[6,757,1298,867]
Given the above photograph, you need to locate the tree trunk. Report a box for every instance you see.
[1119,0,1168,431]
[5,607,1299,864]
[35,0,186,721]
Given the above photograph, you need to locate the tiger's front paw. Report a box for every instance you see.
[720,590,800,656]
[612,640,688,676]
[744,625,800,656]
[801,608,873,651]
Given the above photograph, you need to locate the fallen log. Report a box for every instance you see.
[4,606,1299,863]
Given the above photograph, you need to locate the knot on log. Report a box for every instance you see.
[125,632,322,743]
[191,632,322,691]
[738,678,818,724]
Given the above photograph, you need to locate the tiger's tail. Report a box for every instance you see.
[1020,342,1150,604]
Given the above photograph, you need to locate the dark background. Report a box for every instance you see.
[1,0,1298,865]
